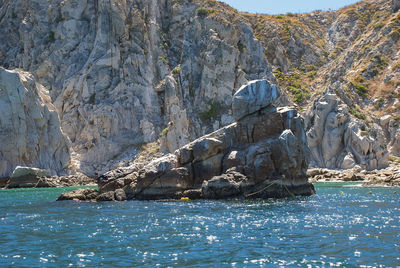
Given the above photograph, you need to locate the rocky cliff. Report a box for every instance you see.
[0,0,275,176]
[0,0,398,177]
[0,68,70,177]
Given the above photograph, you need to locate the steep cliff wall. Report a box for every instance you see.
[0,0,274,176]
[0,68,70,177]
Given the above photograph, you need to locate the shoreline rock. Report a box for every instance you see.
[308,163,400,187]
[58,80,315,202]
[3,166,96,189]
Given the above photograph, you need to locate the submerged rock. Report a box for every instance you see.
[59,80,314,201]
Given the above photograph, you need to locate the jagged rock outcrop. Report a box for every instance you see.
[305,93,389,170]
[0,68,70,178]
[381,116,400,157]
[58,80,314,201]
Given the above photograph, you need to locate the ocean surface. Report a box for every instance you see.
[0,183,399,267]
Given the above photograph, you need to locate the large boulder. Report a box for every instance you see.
[232,80,280,121]
[60,80,314,201]
[0,68,70,178]
[7,166,47,188]
[305,94,389,170]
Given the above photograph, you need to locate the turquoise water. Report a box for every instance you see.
[0,183,399,267]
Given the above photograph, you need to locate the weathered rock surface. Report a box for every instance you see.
[305,93,389,170]
[0,68,70,178]
[60,80,314,201]
[0,0,274,176]
[35,175,96,188]
[57,188,99,201]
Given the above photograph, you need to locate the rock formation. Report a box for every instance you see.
[305,93,389,170]
[308,163,400,187]
[0,0,274,176]
[0,68,70,178]
[58,80,314,201]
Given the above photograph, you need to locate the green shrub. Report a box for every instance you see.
[49,31,55,43]
[172,66,181,75]
[373,22,385,29]
[159,127,169,137]
[159,56,168,64]
[200,101,222,121]
[237,42,246,52]
[196,7,213,17]
[88,93,96,105]
[349,108,366,120]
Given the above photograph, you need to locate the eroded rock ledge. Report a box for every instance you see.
[58,80,315,201]
[308,163,400,187]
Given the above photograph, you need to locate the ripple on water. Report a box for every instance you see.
[0,186,399,266]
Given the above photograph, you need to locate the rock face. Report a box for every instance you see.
[0,69,70,178]
[60,80,314,201]
[305,93,389,170]
[392,0,400,12]
[0,0,274,176]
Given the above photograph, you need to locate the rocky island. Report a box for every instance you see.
[58,80,314,201]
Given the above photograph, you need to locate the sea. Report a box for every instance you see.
[0,183,399,267]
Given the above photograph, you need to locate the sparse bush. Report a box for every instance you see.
[200,101,222,121]
[49,31,55,43]
[237,41,246,52]
[351,77,368,96]
[349,107,366,120]
[159,56,168,64]
[373,22,385,29]
[196,7,214,17]
[88,93,96,105]
[172,66,181,75]
[159,127,169,137]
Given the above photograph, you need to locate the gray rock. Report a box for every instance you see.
[0,69,70,178]
[114,189,127,201]
[7,166,47,188]
[232,80,280,121]
[57,188,98,201]
[202,171,247,199]
[393,0,400,12]
[305,94,388,170]
[96,191,115,202]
